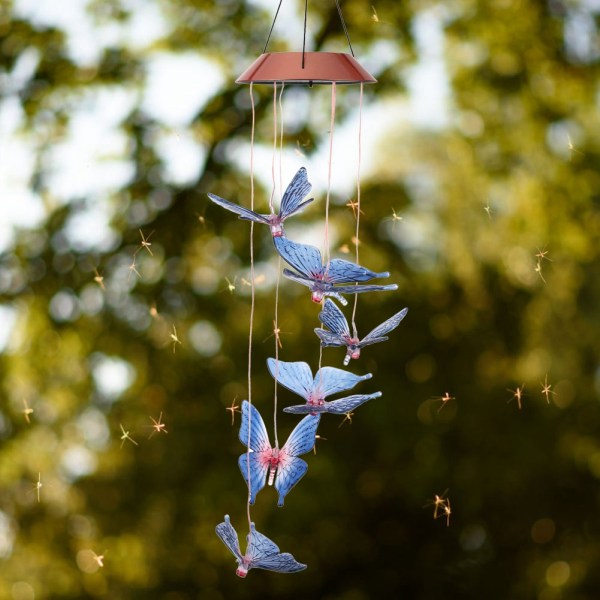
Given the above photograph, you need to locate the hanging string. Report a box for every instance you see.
[246,82,256,532]
[269,83,278,213]
[262,0,284,54]
[323,82,337,269]
[302,0,308,68]
[279,83,285,197]
[334,0,355,57]
[319,82,337,371]
[350,83,364,335]
[272,82,285,450]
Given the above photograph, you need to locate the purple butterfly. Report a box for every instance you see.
[273,236,398,305]
[238,400,319,506]
[316,298,409,365]
[267,358,381,415]
[207,167,313,237]
[216,515,307,577]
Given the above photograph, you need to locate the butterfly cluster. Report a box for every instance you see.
[209,167,407,576]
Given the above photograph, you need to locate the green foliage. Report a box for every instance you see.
[1,0,599,598]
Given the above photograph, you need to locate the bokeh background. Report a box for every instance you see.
[1,0,600,598]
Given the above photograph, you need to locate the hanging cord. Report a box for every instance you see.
[269,83,278,213]
[319,82,337,371]
[302,0,308,68]
[350,83,364,334]
[272,82,285,450]
[279,83,285,196]
[334,0,355,56]
[323,82,337,269]
[263,0,284,54]
[246,82,256,532]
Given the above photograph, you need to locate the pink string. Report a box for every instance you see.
[323,82,337,268]
[319,83,337,370]
[350,83,364,334]
[246,82,256,532]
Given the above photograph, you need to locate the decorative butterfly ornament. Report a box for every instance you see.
[216,515,307,577]
[268,358,381,415]
[208,167,313,237]
[273,236,397,305]
[316,298,409,365]
[238,400,320,506]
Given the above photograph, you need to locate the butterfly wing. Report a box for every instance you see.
[274,237,323,278]
[281,268,315,289]
[247,523,307,573]
[238,451,269,504]
[314,366,372,398]
[239,400,271,452]
[331,283,399,296]
[274,413,320,505]
[360,307,408,347]
[326,259,390,283]
[216,515,243,561]
[267,358,314,400]
[279,167,313,219]
[274,456,308,506]
[318,298,351,339]
[282,414,321,456]
[208,193,270,224]
[314,327,346,347]
[251,552,307,573]
[283,392,382,415]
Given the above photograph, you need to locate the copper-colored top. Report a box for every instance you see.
[236,52,376,85]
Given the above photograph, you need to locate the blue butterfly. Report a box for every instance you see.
[216,515,307,577]
[273,236,398,305]
[238,400,319,506]
[316,298,409,365]
[267,358,381,415]
[207,167,313,237]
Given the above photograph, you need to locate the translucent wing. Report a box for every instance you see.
[246,522,280,559]
[360,307,409,346]
[279,167,313,219]
[274,456,308,506]
[318,299,351,339]
[314,328,346,347]
[282,269,316,288]
[267,358,314,400]
[326,258,390,283]
[274,237,323,278]
[216,515,242,561]
[282,414,321,456]
[314,366,372,398]
[331,283,399,295]
[207,193,270,224]
[238,452,268,504]
[251,552,307,573]
[247,523,306,572]
[239,400,271,452]
[283,392,382,415]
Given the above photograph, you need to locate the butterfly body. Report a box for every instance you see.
[238,400,319,506]
[216,515,306,577]
[316,299,408,365]
[274,237,397,305]
[207,167,313,238]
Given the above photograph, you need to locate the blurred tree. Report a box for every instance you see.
[1,0,599,598]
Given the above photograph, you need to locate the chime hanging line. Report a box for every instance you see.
[270,81,286,450]
[246,82,257,532]
[350,82,364,335]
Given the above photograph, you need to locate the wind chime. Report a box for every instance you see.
[210,0,407,576]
